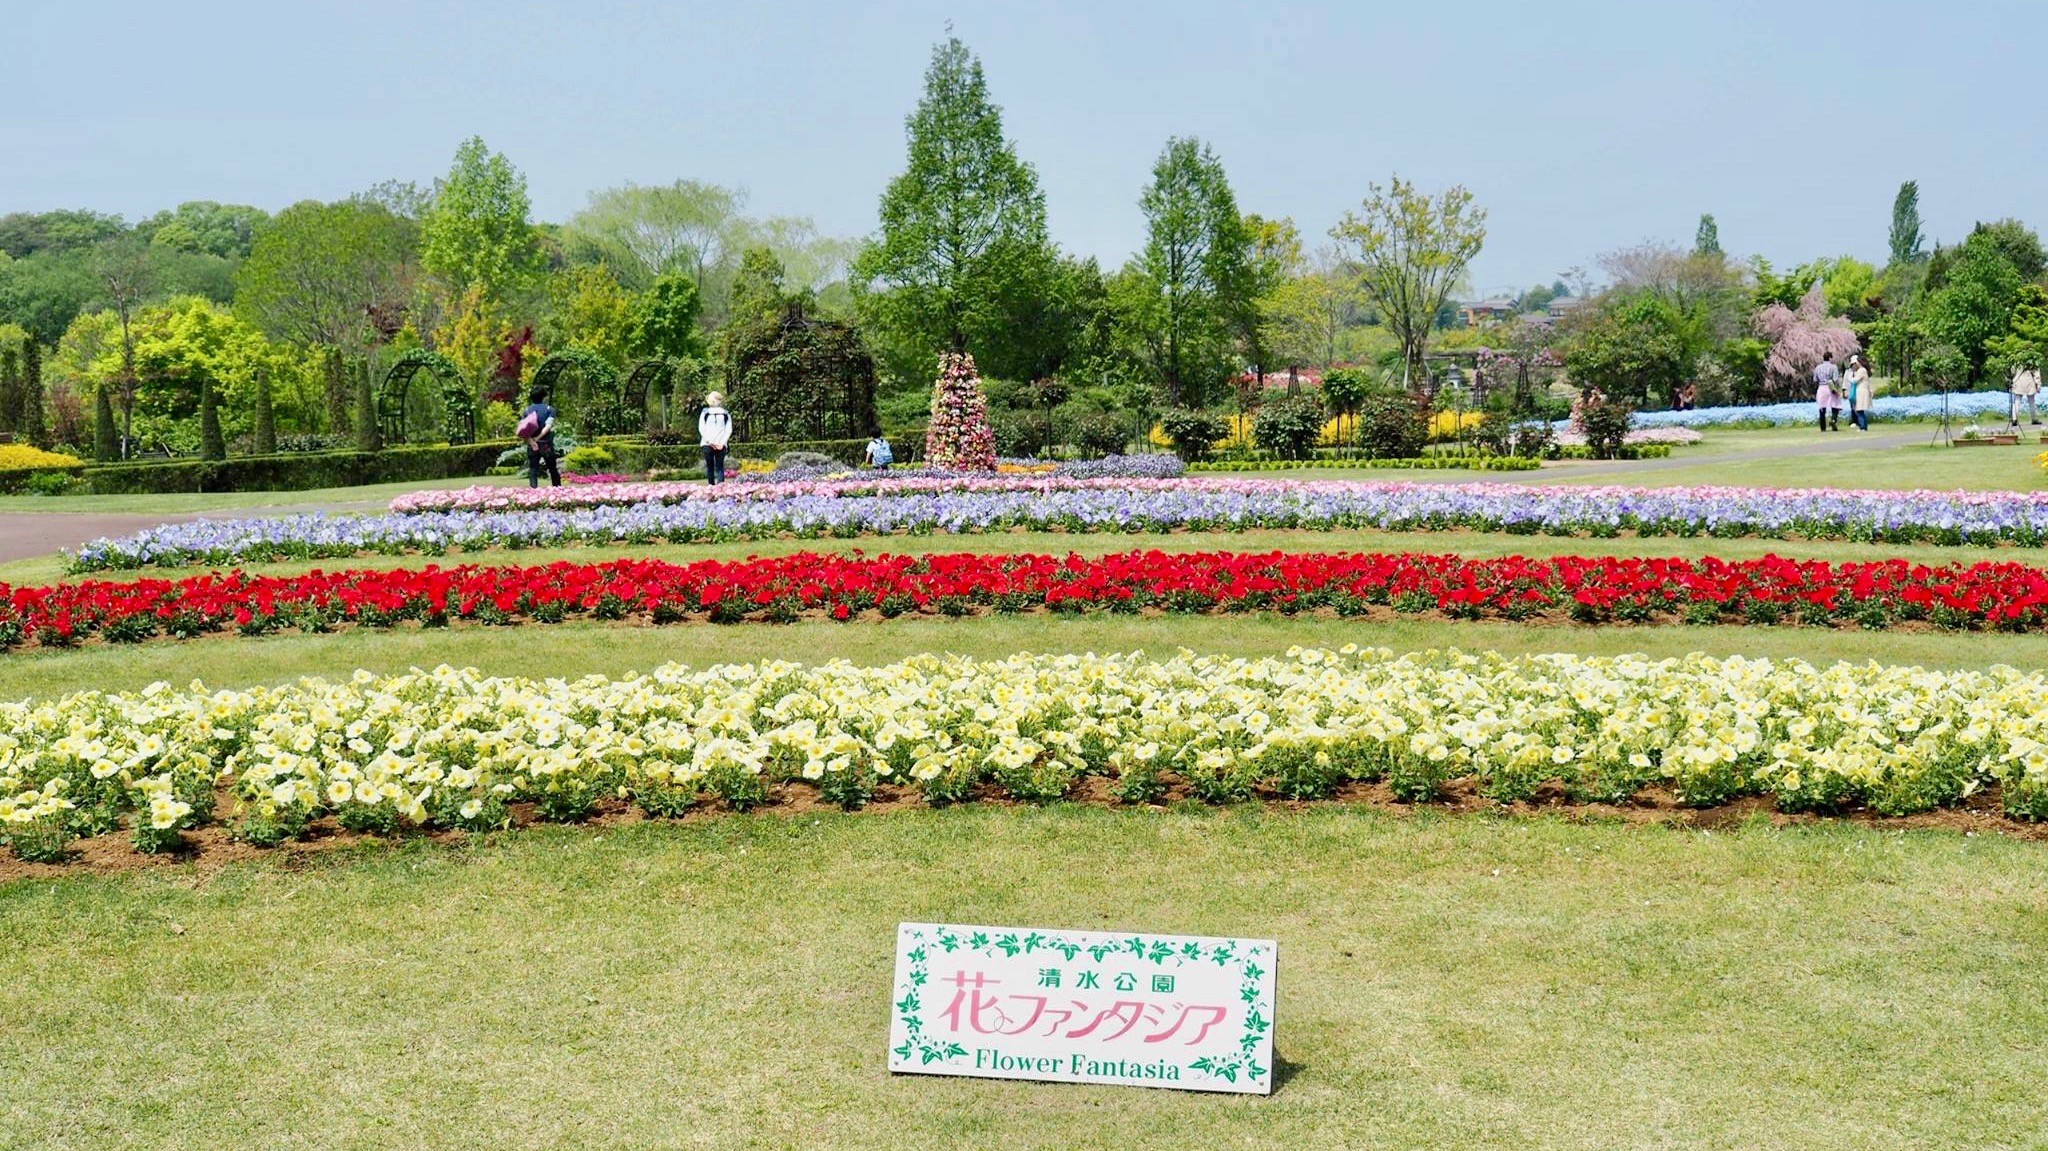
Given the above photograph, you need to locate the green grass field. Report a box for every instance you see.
[5,810,2045,1150]
[5,428,2047,1151]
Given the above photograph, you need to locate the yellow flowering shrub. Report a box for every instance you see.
[1427,410,1484,442]
[0,445,83,473]
[5,647,2047,860]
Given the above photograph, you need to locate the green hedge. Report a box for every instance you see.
[82,442,518,495]
[0,463,87,493]
[1191,455,1543,473]
[596,435,924,472]
[1553,443,1673,460]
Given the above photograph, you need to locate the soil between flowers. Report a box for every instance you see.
[4,776,2036,884]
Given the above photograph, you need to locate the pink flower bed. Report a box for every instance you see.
[1554,426,1705,447]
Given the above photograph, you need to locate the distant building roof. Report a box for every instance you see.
[1465,298,1518,311]
[1546,296,1588,315]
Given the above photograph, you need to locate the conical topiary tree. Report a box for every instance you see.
[924,351,997,471]
[19,340,46,449]
[252,369,277,455]
[93,383,118,461]
[199,373,226,461]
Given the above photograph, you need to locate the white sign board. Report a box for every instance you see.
[887,922,1277,1095]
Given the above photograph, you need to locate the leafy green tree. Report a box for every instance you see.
[1262,266,1364,371]
[1888,181,1924,266]
[91,236,155,455]
[0,210,126,259]
[627,273,705,361]
[0,249,100,344]
[354,359,380,452]
[853,35,1056,382]
[1562,295,1691,408]
[726,247,793,324]
[1965,218,2045,282]
[1330,176,1487,387]
[1985,284,2048,377]
[1238,214,1301,379]
[235,198,418,353]
[420,137,545,307]
[137,202,270,259]
[565,180,746,292]
[252,369,276,454]
[1694,214,1721,256]
[1131,136,1253,406]
[1926,238,2025,379]
[542,266,637,367]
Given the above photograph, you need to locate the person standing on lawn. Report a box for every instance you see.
[517,387,560,488]
[1813,352,1841,432]
[2011,359,2042,427]
[1844,355,1873,431]
[698,391,733,485]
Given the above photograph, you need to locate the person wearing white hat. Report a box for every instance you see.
[698,391,733,485]
[1844,355,1873,431]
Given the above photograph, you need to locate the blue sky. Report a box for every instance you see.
[9,0,2044,292]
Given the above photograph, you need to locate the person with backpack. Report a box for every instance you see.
[516,387,560,488]
[698,391,733,485]
[864,429,894,471]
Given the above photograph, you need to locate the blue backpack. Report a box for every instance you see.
[870,438,894,465]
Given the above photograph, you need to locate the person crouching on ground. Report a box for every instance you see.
[2011,359,2042,428]
[864,428,894,471]
[518,387,560,488]
[1813,352,1841,432]
[1844,354,1873,431]
[698,391,733,485]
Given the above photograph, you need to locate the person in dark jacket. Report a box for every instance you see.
[520,387,561,488]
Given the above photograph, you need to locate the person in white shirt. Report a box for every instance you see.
[864,428,893,470]
[698,391,733,485]
[2011,362,2042,428]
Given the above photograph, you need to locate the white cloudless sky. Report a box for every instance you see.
[8,0,2044,292]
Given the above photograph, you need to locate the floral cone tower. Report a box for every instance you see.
[924,351,998,471]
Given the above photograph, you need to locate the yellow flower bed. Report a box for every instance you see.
[0,445,83,473]
[6,647,2045,859]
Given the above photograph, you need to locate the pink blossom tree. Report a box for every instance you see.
[1755,284,1861,397]
[924,351,998,471]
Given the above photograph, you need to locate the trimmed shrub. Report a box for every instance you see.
[1356,394,1426,459]
[81,441,516,495]
[1159,408,1229,462]
[1251,397,1325,461]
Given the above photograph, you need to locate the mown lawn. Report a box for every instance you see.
[3,808,2044,1151]
[2,610,2046,701]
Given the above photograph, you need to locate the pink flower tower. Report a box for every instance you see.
[924,351,998,471]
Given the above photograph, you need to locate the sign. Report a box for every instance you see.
[887,922,1277,1095]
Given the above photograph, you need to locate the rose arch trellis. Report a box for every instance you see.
[378,349,476,445]
[531,348,637,437]
[623,357,678,431]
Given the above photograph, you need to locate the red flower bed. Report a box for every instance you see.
[2,550,2044,649]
